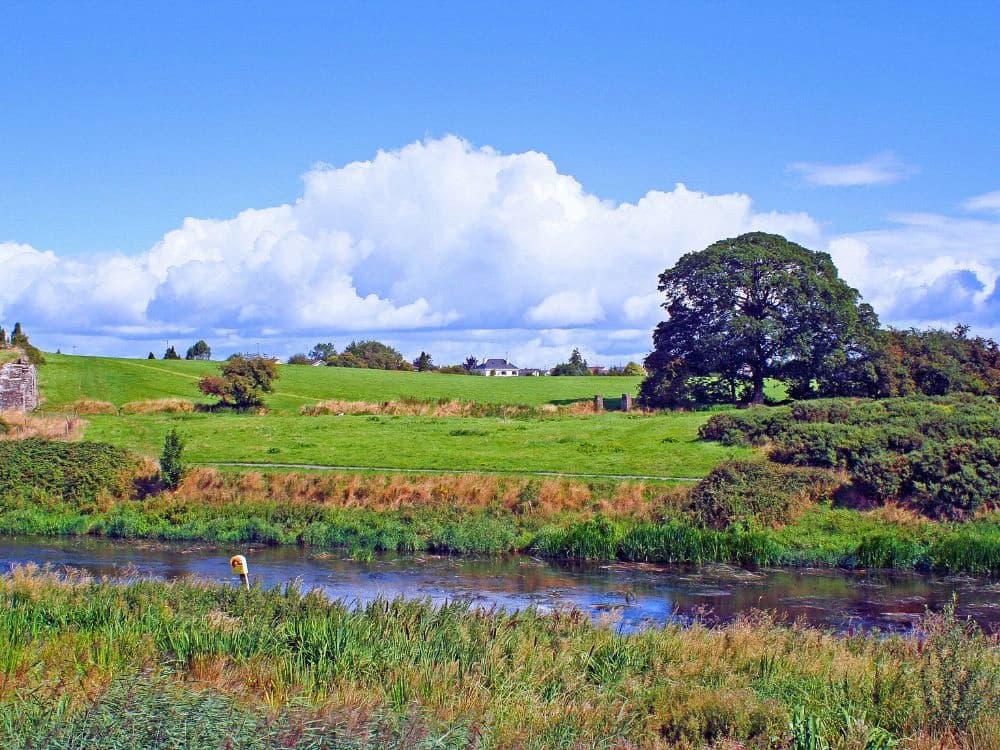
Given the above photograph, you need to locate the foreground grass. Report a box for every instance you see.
[2,568,997,750]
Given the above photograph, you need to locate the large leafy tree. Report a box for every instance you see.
[640,232,880,407]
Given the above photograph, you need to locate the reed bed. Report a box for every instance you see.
[66,397,119,415]
[0,567,996,749]
[300,397,614,418]
[0,411,83,441]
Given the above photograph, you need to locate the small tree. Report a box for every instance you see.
[185,340,212,360]
[287,353,311,365]
[552,348,589,376]
[198,355,279,409]
[413,351,434,371]
[7,322,44,364]
[308,342,338,362]
[159,428,185,490]
[622,361,646,377]
[0,327,7,347]
[164,345,180,360]
[147,351,156,360]
[463,356,478,372]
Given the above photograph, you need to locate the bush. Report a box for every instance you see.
[700,395,1000,518]
[684,460,835,529]
[159,428,185,490]
[0,439,138,503]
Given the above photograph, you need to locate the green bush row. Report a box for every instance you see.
[700,396,1000,517]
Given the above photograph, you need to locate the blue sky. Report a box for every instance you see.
[2,2,999,364]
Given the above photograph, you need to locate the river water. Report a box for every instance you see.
[2,535,998,633]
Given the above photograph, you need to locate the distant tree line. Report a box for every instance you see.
[286,341,644,377]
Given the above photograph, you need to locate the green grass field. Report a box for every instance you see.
[39,354,643,414]
[34,354,750,478]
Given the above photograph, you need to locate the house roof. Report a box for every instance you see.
[475,358,518,369]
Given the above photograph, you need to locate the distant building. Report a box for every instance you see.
[518,368,543,377]
[588,366,609,376]
[474,358,520,377]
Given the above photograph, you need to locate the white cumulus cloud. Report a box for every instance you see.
[2,136,825,363]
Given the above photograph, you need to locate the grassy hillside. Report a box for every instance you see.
[33,354,751,478]
[39,354,643,415]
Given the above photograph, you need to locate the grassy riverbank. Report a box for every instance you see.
[3,452,999,574]
[2,568,997,750]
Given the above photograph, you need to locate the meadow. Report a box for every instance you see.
[39,354,645,415]
[2,567,997,750]
[36,354,744,478]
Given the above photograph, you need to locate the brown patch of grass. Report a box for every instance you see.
[67,398,118,415]
[301,398,646,418]
[120,398,195,414]
[172,468,660,520]
[0,410,85,441]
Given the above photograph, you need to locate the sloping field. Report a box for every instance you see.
[35,354,750,478]
[39,354,642,415]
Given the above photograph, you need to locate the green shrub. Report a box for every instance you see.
[0,439,138,503]
[684,459,834,529]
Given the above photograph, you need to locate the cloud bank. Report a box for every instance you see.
[2,137,999,365]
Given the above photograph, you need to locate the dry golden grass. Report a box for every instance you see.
[299,397,645,418]
[67,397,118,415]
[173,467,668,520]
[120,398,195,414]
[0,410,84,441]
[300,398,535,417]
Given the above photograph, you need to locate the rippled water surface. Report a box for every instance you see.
[2,536,998,632]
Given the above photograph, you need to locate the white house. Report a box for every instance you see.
[474,358,520,377]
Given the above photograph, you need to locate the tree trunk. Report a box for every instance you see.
[750,368,766,405]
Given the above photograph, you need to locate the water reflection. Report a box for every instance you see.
[1,536,997,633]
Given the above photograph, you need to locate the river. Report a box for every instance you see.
[2,535,998,633]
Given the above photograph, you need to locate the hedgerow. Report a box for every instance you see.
[700,396,1000,518]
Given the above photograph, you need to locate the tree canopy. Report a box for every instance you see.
[308,342,338,362]
[551,348,589,376]
[640,232,881,407]
[198,355,279,408]
[413,351,435,371]
[185,340,211,360]
[330,340,411,370]
[163,345,181,360]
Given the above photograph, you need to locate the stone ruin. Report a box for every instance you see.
[0,357,38,412]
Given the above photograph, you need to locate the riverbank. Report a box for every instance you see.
[2,464,1000,574]
[2,566,997,749]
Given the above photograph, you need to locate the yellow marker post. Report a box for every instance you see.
[230,554,249,591]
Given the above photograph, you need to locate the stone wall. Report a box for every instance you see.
[0,358,38,412]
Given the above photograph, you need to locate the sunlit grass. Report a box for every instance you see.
[1,568,996,749]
